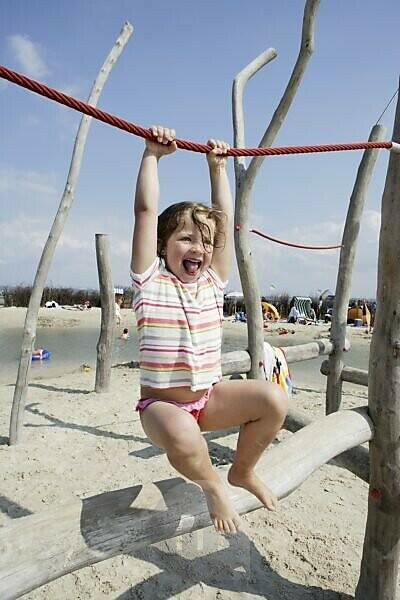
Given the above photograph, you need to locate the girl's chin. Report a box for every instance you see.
[181,268,201,281]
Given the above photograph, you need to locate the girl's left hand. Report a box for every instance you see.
[206,138,230,169]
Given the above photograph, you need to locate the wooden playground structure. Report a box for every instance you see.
[1,2,400,598]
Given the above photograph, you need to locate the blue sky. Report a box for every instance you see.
[1,0,399,297]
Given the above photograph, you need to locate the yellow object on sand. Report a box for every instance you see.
[262,302,280,321]
[348,304,370,327]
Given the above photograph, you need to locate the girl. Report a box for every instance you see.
[131,126,288,534]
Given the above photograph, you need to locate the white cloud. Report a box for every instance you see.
[0,168,58,198]
[0,216,48,257]
[0,216,96,256]
[59,81,87,98]
[58,234,91,251]
[8,34,49,78]
[363,209,381,241]
[112,239,131,258]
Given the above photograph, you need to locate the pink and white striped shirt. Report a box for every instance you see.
[131,258,226,391]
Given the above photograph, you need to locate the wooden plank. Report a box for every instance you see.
[321,360,368,387]
[119,340,343,377]
[0,408,373,599]
[285,407,369,482]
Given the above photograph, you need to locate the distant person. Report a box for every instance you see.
[288,305,300,324]
[369,301,377,333]
[130,125,288,535]
[115,297,122,325]
[121,328,129,340]
[317,298,323,320]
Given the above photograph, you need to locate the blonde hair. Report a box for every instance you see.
[157,201,226,256]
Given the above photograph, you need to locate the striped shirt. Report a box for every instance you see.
[131,258,226,391]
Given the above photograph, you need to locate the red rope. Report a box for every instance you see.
[250,228,342,250]
[0,64,394,157]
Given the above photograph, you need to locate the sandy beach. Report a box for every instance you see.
[0,308,379,599]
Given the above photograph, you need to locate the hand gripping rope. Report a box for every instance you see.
[1,64,398,252]
[1,64,400,157]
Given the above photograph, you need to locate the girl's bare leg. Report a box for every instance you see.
[140,401,241,534]
[198,379,289,510]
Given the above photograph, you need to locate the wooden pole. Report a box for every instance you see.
[285,407,370,482]
[0,408,373,599]
[321,359,368,387]
[326,123,385,414]
[232,0,320,380]
[120,340,350,377]
[8,22,133,445]
[355,88,400,600]
[95,234,115,393]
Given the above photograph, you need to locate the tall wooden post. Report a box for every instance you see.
[355,88,400,599]
[232,0,320,379]
[326,123,385,414]
[8,23,133,444]
[95,234,115,393]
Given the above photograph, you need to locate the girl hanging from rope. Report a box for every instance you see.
[131,126,288,534]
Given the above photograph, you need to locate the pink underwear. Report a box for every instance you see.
[136,385,213,422]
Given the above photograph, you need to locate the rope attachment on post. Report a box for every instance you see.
[0,64,398,158]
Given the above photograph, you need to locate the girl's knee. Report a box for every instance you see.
[261,382,289,423]
[165,426,206,460]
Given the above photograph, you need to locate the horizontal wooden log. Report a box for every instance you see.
[284,408,370,482]
[117,339,349,377]
[0,407,372,599]
[320,360,368,387]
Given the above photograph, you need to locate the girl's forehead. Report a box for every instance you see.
[178,212,215,231]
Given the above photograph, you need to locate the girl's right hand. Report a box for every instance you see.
[145,126,177,158]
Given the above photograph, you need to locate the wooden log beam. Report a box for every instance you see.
[0,408,373,599]
[118,339,348,377]
[221,339,349,375]
[285,407,370,482]
[321,360,368,387]
[281,338,350,363]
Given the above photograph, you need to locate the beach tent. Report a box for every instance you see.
[224,291,244,316]
[348,303,370,327]
[290,296,314,320]
[261,301,280,321]
[45,300,59,308]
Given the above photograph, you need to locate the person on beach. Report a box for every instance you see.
[115,297,122,325]
[131,126,288,535]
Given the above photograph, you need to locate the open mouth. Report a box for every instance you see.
[183,259,202,275]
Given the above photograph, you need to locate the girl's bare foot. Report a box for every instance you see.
[201,481,241,534]
[228,466,278,511]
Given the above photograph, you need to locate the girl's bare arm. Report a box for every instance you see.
[131,127,177,274]
[207,140,233,282]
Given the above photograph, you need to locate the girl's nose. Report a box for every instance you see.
[191,240,202,252]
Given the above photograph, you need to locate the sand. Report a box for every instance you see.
[0,308,382,599]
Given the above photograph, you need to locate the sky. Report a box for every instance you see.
[1,0,399,298]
